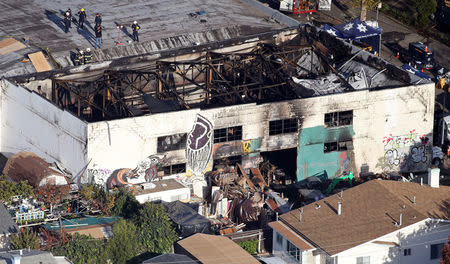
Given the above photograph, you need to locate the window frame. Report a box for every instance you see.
[269,118,298,136]
[430,243,444,260]
[162,163,186,175]
[324,140,353,153]
[213,126,242,143]
[324,110,353,128]
[286,240,301,262]
[403,248,411,256]
[356,256,370,264]
[157,133,187,153]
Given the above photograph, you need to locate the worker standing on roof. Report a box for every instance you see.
[78,8,86,29]
[84,48,93,63]
[95,13,102,26]
[74,50,84,66]
[131,21,140,42]
[64,10,72,33]
[95,24,102,49]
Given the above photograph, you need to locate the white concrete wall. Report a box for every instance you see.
[135,187,190,204]
[0,79,88,175]
[86,82,434,183]
[335,219,450,264]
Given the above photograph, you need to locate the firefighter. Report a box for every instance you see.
[95,13,102,26]
[84,48,93,64]
[78,8,86,29]
[64,11,72,33]
[74,50,84,65]
[131,21,140,42]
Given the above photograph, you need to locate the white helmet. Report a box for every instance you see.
[80,50,84,54]
[66,12,70,16]
[86,48,91,52]
[133,21,137,24]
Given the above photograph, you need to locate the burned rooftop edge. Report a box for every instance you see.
[6,24,429,123]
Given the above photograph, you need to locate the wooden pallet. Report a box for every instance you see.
[28,51,52,72]
[0,38,26,55]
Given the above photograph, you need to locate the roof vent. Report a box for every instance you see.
[413,196,416,204]
[315,204,321,209]
[395,213,403,227]
[339,190,343,199]
[299,208,304,222]
[337,202,342,215]
[141,182,156,190]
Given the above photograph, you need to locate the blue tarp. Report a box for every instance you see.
[321,24,344,38]
[334,18,381,39]
[401,64,432,80]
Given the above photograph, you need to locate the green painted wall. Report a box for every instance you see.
[297,125,355,181]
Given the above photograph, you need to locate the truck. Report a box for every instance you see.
[385,42,436,71]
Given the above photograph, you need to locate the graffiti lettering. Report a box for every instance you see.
[411,146,427,163]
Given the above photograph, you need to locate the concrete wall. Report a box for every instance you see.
[335,219,450,264]
[0,79,88,175]
[135,187,190,204]
[86,82,434,184]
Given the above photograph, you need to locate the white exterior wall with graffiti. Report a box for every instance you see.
[84,82,434,186]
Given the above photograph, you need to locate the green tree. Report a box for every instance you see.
[0,176,34,202]
[414,0,437,27]
[134,203,178,254]
[107,219,143,264]
[347,0,381,21]
[236,240,258,254]
[52,233,109,264]
[112,188,141,219]
[10,228,39,250]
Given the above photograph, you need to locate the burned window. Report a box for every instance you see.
[324,110,353,127]
[162,163,186,175]
[269,118,298,135]
[157,133,187,153]
[214,126,242,143]
[324,140,353,153]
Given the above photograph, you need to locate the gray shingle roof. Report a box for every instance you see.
[0,203,18,236]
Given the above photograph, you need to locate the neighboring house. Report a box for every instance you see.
[175,233,260,264]
[3,152,68,189]
[0,249,71,264]
[133,179,190,204]
[269,179,450,264]
[43,216,119,239]
[0,203,18,250]
[142,253,197,264]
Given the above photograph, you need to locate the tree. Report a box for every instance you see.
[347,0,380,21]
[414,0,437,27]
[0,175,34,202]
[80,184,115,215]
[134,203,178,254]
[35,185,70,206]
[442,243,450,264]
[10,228,39,250]
[112,187,141,219]
[52,233,109,264]
[107,219,143,264]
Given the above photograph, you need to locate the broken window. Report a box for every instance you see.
[214,126,242,143]
[162,163,186,175]
[324,140,353,153]
[157,133,187,153]
[324,110,353,127]
[269,118,298,135]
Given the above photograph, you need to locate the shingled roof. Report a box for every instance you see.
[277,180,450,256]
[0,203,18,236]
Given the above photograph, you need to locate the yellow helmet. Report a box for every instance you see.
[81,8,85,11]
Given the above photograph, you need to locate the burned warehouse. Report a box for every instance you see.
[0,0,434,195]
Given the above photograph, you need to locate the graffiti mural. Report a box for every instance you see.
[379,130,431,172]
[186,114,213,182]
[131,154,166,182]
[89,154,167,191]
